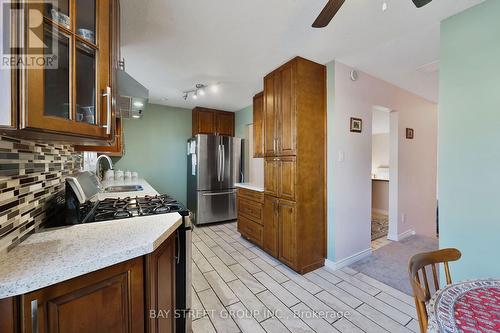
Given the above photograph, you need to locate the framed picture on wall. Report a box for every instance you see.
[406,128,415,139]
[350,117,362,133]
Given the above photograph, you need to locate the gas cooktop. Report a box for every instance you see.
[81,195,189,224]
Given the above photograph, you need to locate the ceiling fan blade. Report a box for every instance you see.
[412,0,433,8]
[312,0,346,28]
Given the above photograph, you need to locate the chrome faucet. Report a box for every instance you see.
[96,154,113,180]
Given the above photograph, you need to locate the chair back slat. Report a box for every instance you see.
[421,268,430,297]
[408,248,461,333]
[431,264,439,291]
[444,262,452,285]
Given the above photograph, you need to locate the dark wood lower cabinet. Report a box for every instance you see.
[263,195,279,257]
[0,297,18,333]
[0,234,177,333]
[145,234,176,333]
[278,199,297,268]
[21,257,145,333]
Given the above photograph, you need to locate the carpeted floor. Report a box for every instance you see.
[371,213,389,240]
[349,235,438,295]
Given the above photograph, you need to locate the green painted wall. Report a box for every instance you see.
[235,105,253,139]
[113,104,192,205]
[439,0,500,280]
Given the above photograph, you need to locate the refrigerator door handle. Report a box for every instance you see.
[202,190,236,196]
[221,144,225,182]
[217,144,221,182]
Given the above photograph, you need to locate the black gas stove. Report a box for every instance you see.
[84,195,189,223]
[61,183,189,226]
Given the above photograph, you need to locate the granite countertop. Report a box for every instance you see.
[0,179,182,299]
[235,183,264,192]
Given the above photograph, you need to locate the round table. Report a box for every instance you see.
[427,279,500,333]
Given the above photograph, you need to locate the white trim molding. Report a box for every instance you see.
[325,248,372,271]
[387,229,415,241]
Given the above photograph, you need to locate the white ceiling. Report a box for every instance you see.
[120,0,484,111]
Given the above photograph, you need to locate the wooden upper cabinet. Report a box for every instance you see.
[75,0,124,153]
[192,107,234,136]
[215,111,235,136]
[264,157,296,201]
[263,63,296,157]
[277,64,296,156]
[192,108,215,135]
[279,156,296,201]
[264,158,279,197]
[253,92,264,157]
[263,195,279,257]
[263,74,277,156]
[20,0,116,140]
[21,257,144,333]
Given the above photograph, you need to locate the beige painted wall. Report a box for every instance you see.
[329,61,438,262]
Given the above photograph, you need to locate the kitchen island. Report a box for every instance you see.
[0,179,182,333]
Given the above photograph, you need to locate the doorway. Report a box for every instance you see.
[371,106,395,250]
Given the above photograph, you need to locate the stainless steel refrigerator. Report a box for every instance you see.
[187,134,242,225]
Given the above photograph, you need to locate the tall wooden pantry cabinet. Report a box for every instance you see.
[262,57,326,274]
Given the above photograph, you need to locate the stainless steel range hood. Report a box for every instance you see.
[116,69,149,119]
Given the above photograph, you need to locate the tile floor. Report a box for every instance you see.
[371,237,392,251]
[191,222,419,333]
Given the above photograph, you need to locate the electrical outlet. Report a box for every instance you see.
[402,213,407,223]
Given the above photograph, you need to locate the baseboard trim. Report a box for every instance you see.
[325,248,372,271]
[387,229,415,241]
[372,208,389,215]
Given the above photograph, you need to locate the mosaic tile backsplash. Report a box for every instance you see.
[0,135,81,254]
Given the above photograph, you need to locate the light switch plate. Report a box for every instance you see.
[338,151,345,162]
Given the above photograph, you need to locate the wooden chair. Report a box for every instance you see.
[408,248,462,333]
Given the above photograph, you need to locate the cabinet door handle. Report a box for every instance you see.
[102,86,112,135]
[31,299,38,333]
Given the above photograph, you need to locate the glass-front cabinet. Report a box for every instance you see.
[19,0,115,140]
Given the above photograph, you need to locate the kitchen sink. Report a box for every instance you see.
[104,185,144,193]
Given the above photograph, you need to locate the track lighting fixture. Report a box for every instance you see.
[182,83,220,101]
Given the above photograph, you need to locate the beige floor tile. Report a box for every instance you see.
[197,288,240,333]
[227,301,267,333]
[229,263,266,294]
[260,317,290,333]
[204,270,239,306]
[228,279,271,323]
[254,272,299,308]
[192,316,217,333]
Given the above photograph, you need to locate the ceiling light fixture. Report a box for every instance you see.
[182,83,219,101]
[210,84,219,93]
[382,1,388,11]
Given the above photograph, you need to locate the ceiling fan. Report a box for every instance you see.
[312,0,433,28]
